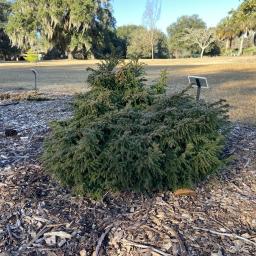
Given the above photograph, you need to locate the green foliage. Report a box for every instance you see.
[0,0,19,60]
[182,28,217,58]
[42,58,229,199]
[151,70,168,94]
[239,0,256,30]
[217,0,256,56]
[127,27,152,58]
[167,15,206,58]
[24,51,39,62]
[116,25,169,59]
[116,25,145,58]
[243,47,256,55]
[0,29,19,60]
[127,27,169,59]
[117,25,145,42]
[6,0,116,59]
[216,17,237,42]
[0,0,10,27]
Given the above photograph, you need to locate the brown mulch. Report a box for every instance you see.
[0,95,255,255]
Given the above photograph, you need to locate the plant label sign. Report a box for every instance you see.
[188,76,209,101]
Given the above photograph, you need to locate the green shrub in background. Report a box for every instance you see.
[243,47,256,56]
[221,47,256,56]
[24,51,39,62]
[42,58,230,199]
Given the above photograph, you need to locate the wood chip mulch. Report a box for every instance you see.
[0,93,73,168]
[0,95,255,256]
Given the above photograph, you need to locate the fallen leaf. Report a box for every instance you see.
[174,188,196,197]
[44,231,72,239]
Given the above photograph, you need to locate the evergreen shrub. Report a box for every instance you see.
[24,51,39,62]
[42,58,229,198]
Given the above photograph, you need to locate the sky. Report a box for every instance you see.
[112,0,241,32]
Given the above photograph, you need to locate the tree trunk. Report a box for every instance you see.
[200,48,205,58]
[150,30,154,59]
[174,50,178,59]
[238,35,245,56]
[67,50,74,60]
[90,53,95,60]
[225,39,232,51]
[151,42,154,59]
[225,39,229,51]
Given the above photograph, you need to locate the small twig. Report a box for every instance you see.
[94,224,113,256]
[6,224,14,241]
[19,226,51,251]
[208,217,232,233]
[0,102,19,107]
[45,223,69,229]
[122,239,171,256]
[193,227,256,246]
[229,183,256,201]
[161,224,189,256]
[244,158,251,168]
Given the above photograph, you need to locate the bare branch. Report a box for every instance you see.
[181,28,216,58]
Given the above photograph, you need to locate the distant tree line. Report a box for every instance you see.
[0,0,255,60]
[216,0,256,56]
[0,0,19,60]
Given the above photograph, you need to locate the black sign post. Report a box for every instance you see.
[195,78,201,102]
[31,69,39,91]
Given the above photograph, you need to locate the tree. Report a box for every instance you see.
[0,0,19,60]
[239,0,256,30]
[236,0,256,55]
[216,17,237,52]
[167,15,206,58]
[182,28,216,58]
[0,0,10,26]
[231,9,250,55]
[116,25,144,58]
[221,0,256,56]
[6,0,116,59]
[127,27,151,58]
[127,27,168,58]
[155,31,169,58]
[143,0,162,59]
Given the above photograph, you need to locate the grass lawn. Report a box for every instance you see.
[0,56,255,124]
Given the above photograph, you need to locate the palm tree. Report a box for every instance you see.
[231,10,250,56]
[231,0,256,55]
[216,17,236,53]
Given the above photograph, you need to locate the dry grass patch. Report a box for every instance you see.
[0,91,52,102]
[0,56,255,124]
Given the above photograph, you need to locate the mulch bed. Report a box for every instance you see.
[0,95,255,256]
[0,93,73,168]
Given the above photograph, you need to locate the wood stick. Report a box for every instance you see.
[193,227,256,246]
[19,226,51,251]
[94,224,113,256]
[122,239,171,256]
[0,102,19,107]
[6,224,14,241]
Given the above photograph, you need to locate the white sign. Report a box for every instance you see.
[188,76,209,88]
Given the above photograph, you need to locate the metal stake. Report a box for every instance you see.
[195,78,201,102]
[31,69,38,91]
